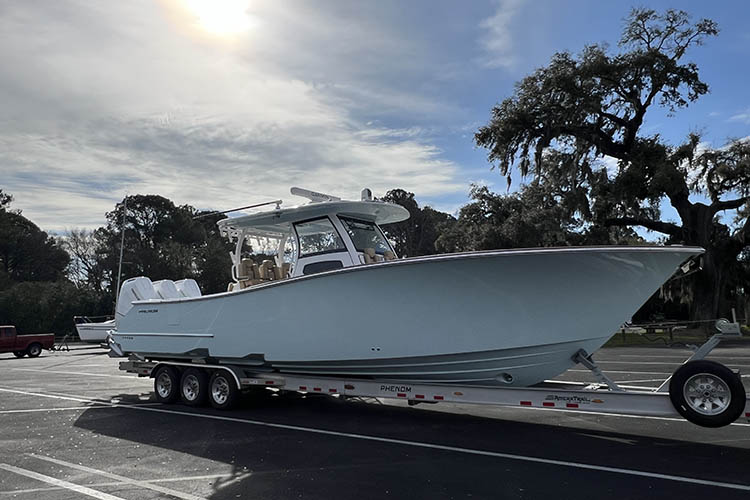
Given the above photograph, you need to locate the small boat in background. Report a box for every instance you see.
[74,316,115,343]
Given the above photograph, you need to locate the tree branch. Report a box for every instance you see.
[710,196,749,216]
[604,217,682,236]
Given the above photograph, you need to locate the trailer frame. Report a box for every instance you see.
[117,332,750,427]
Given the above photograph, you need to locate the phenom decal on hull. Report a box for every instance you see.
[380,385,412,393]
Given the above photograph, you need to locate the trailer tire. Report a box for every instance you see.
[153,366,180,404]
[13,351,26,358]
[180,368,208,406]
[208,371,239,410]
[669,360,746,428]
[26,343,42,358]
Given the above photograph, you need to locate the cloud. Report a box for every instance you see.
[729,107,750,124]
[477,0,523,69]
[597,156,620,179]
[0,1,466,231]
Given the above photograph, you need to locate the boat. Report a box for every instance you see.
[74,316,116,343]
[108,187,703,387]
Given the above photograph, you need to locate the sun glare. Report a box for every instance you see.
[182,0,255,35]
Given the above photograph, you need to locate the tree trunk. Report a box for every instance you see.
[674,202,737,322]
[690,247,722,324]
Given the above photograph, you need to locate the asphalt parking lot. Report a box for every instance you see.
[1,344,749,499]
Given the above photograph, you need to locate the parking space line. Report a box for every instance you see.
[30,454,207,500]
[596,361,750,367]
[613,379,666,384]
[2,387,749,491]
[0,406,108,414]
[0,403,161,415]
[612,355,750,360]
[8,368,133,379]
[0,474,237,495]
[0,463,125,500]
[568,369,672,375]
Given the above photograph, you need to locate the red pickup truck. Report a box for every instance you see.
[0,325,55,358]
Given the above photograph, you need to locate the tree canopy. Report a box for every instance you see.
[380,189,456,257]
[475,8,749,319]
[0,193,69,286]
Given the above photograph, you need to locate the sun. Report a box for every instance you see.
[182,0,255,35]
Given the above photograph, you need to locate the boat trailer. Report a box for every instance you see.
[118,326,749,429]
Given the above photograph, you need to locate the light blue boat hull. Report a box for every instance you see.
[112,247,701,386]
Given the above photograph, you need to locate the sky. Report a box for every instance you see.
[1,0,749,231]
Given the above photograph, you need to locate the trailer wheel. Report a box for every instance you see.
[26,343,42,358]
[13,351,26,358]
[209,371,239,410]
[669,360,746,428]
[180,368,208,406]
[153,366,180,404]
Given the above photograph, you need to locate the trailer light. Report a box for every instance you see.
[328,388,337,393]
[299,386,307,391]
[344,384,355,390]
[265,380,275,385]
[415,394,425,399]
[433,395,444,400]
[397,393,406,398]
[520,401,532,406]
[542,402,555,407]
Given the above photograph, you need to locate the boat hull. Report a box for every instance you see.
[112,247,701,386]
[75,320,115,343]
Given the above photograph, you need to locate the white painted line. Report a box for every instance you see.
[0,406,107,414]
[0,403,160,415]
[9,367,133,379]
[613,375,750,384]
[613,379,665,385]
[30,454,206,500]
[73,407,750,490]
[2,387,749,491]
[0,463,125,500]
[0,474,236,495]
[611,354,750,360]
[0,387,95,404]
[596,360,750,367]
[568,369,672,376]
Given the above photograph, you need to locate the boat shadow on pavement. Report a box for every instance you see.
[72,389,750,500]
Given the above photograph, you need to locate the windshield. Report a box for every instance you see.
[339,216,393,255]
[294,217,347,257]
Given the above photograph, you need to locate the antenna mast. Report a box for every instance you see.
[114,195,127,312]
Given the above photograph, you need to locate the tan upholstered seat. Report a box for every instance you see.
[259,260,274,280]
[239,258,255,280]
[274,262,291,280]
[363,248,377,264]
[383,250,396,261]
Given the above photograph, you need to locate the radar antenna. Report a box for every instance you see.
[290,187,341,203]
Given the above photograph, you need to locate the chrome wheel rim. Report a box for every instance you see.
[683,373,731,416]
[183,374,200,401]
[156,372,172,398]
[211,376,229,405]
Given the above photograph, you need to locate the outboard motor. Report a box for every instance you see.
[115,276,158,320]
[175,278,202,298]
